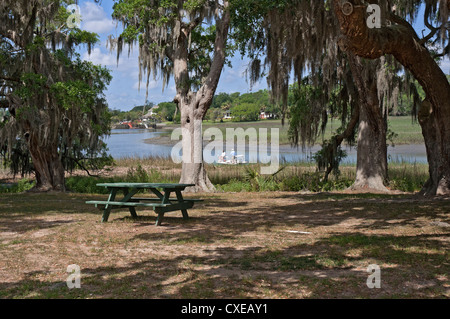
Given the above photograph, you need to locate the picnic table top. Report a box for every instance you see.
[96,182,196,189]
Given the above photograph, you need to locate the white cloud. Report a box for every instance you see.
[82,45,140,73]
[83,47,116,66]
[80,2,115,34]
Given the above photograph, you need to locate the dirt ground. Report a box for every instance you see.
[0,190,448,299]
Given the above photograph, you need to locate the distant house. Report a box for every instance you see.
[223,111,232,120]
[142,105,160,120]
[260,112,275,120]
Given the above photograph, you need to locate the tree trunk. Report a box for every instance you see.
[333,0,450,195]
[418,99,450,195]
[178,99,215,193]
[171,1,230,193]
[347,54,389,192]
[27,135,65,192]
[352,99,388,191]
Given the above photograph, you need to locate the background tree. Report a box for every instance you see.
[206,107,223,122]
[111,0,231,192]
[332,0,450,195]
[211,92,233,109]
[231,102,260,122]
[155,102,178,122]
[0,0,112,192]
[232,0,431,192]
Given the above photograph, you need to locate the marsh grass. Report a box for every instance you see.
[0,159,428,194]
[1,150,429,194]
[55,158,431,194]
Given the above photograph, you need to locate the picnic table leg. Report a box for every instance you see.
[123,188,138,219]
[162,190,171,204]
[154,190,171,226]
[155,209,165,226]
[175,190,189,220]
[102,188,118,222]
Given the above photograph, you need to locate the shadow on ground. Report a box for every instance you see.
[0,192,448,298]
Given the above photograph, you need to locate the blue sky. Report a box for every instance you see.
[76,0,450,111]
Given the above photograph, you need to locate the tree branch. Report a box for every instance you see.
[332,0,450,132]
[65,156,100,178]
[195,0,231,116]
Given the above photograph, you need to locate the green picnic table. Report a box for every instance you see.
[86,183,202,226]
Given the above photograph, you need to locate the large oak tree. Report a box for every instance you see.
[232,0,407,191]
[111,0,231,192]
[0,0,112,192]
[332,0,450,195]
[233,0,449,195]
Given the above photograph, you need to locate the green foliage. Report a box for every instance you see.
[279,173,353,192]
[183,0,207,11]
[231,103,260,122]
[15,73,47,101]
[313,140,348,177]
[120,24,141,43]
[173,112,181,124]
[211,90,276,110]
[288,81,325,147]
[125,164,172,184]
[205,108,223,122]
[0,179,35,194]
[216,170,353,193]
[65,176,116,194]
[113,89,279,123]
[211,92,234,109]
[216,179,253,192]
[61,158,428,194]
[65,164,176,194]
[230,0,287,58]
[68,29,100,52]
[51,80,96,111]
[388,163,428,192]
[126,164,152,183]
[0,1,113,188]
[155,102,177,122]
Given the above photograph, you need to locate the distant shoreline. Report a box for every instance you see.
[121,116,426,147]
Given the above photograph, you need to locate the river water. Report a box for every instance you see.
[105,129,428,164]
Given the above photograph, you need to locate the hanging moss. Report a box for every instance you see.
[0,1,113,189]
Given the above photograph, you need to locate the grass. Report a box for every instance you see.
[387,116,425,145]
[0,191,448,299]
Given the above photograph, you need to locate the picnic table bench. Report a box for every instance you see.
[85,183,202,226]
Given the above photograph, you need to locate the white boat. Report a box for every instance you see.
[217,155,248,165]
